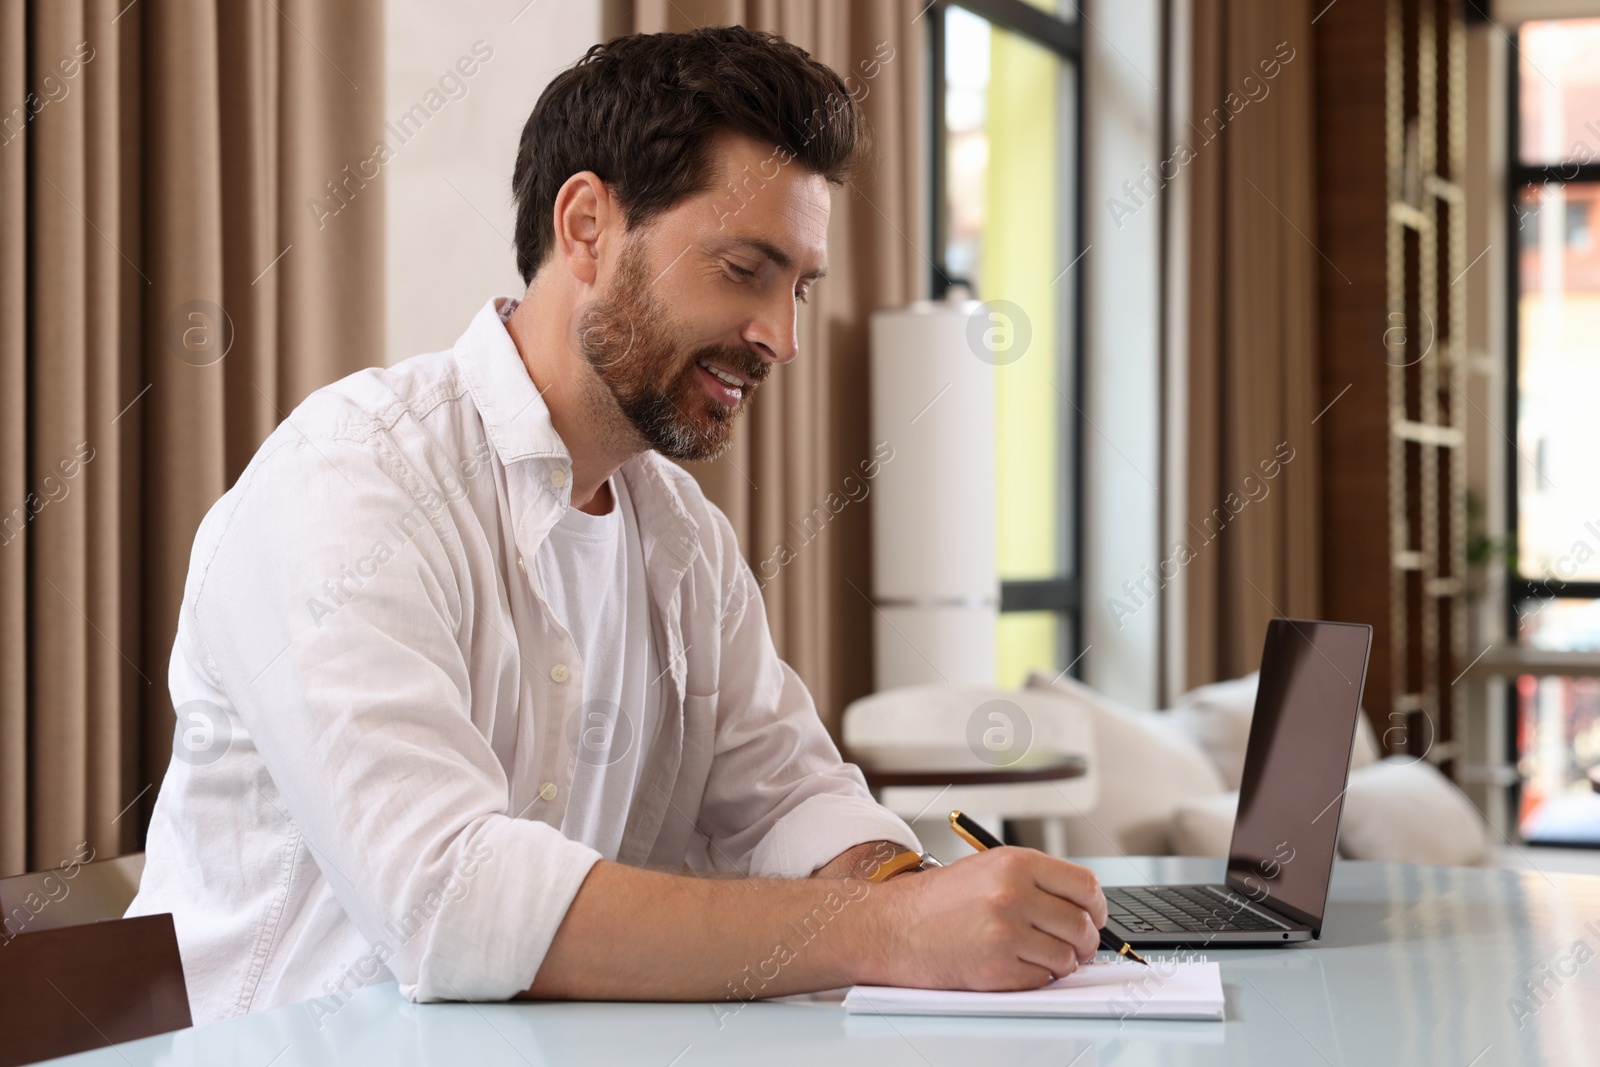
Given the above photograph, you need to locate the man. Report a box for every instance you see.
[129,26,1106,1024]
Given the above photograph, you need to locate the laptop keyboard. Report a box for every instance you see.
[1106,885,1287,934]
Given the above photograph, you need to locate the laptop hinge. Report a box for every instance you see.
[1201,885,1300,929]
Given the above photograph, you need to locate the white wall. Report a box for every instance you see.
[1081,1,1166,709]
[384,0,603,365]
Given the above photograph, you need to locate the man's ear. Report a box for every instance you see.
[550,172,618,288]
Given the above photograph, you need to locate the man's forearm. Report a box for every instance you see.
[811,839,905,880]
[521,844,1109,1002]
[521,858,898,1001]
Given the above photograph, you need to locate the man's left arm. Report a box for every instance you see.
[692,513,921,879]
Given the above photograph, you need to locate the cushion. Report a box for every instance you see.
[1336,757,1489,865]
[1025,671,1225,855]
[1171,671,1380,790]
[1168,791,1239,857]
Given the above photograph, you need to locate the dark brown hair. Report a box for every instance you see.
[511,26,867,284]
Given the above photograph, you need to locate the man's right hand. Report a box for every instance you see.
[863,847,1109,991]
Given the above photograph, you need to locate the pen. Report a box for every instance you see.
[948,810,1149,967]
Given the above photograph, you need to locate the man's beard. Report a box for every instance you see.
[575,241,768,462]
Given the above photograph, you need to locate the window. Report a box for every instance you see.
[930,0,1082,689]
[1508,18,1600,843]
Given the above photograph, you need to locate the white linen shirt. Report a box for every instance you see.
[127,296,919,1024]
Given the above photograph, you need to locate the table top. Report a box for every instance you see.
[43,857,1600,1067]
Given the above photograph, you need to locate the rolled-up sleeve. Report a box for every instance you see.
[188,429,600,1003]
[693,510,920,877]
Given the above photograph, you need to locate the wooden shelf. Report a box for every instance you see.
[1462,648,1600,680]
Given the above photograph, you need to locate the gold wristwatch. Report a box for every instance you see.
[866,849,942,882]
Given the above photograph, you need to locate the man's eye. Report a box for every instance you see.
[726,262,756,280]
[795,288,811,305]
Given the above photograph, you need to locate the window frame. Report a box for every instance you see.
[1504,31,1600,614]
[928,0,1087,678]
[1503,23,1600,834]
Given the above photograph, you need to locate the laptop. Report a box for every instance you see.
[1102,618,1373,947]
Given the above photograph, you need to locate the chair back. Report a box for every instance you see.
[842,684,1100,818]
[843,684,1094,757]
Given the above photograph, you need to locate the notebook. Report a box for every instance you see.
[843,961,1224,1021]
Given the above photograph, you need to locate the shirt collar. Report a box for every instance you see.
[456,296,703,574]
[455,296,571,465]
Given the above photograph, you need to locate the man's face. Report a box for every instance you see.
[574,133,831,462]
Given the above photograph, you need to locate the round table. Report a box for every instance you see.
[843,742,1089,790]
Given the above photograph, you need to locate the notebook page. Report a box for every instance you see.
[843,961,1224,1021]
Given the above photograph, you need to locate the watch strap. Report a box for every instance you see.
[866,849,926,882]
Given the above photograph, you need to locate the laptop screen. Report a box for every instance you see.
[1225,619,1373,930]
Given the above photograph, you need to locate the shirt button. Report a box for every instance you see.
[539,782,558,801]
[549,467,568,488]
[550,663,570,683]
[516,556,526,574]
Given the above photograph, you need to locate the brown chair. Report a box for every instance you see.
[0,853,191,1066]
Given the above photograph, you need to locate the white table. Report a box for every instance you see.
[41,857,1600,1066]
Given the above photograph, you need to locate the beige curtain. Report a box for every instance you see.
[0,0,384,875]
[1184,0,1322,687]
[631,0,928,733]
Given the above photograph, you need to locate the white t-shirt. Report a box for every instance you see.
[533,471,660,861]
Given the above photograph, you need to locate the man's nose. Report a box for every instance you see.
[744,291,800,365]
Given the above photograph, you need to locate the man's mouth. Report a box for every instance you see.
[695,359,753,406]
[696,360,751,388]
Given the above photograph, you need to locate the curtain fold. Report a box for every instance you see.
[0,0,384,875]
[632,0,928,733]
[1,0,28,877]
[1184,0,1322,687]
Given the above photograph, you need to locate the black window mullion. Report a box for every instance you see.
[1511,579,1600,604]
[1512,162,1600,185]
[1000,577,1078,614]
